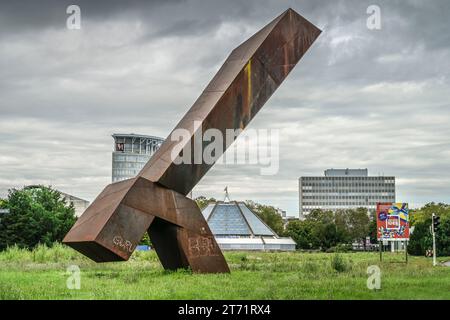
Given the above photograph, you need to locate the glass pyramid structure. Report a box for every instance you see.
[202,201,296,251]
[203,201,276,237]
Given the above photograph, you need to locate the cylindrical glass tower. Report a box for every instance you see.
[112,133,164,183]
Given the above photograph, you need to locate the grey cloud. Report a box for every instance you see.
[0,0,181,35]
[1,0,450,215]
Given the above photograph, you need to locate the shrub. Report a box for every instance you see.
[330,254,349,273]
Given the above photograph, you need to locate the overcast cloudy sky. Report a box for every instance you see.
[1,0,449,215]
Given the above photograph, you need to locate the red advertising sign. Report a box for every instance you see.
[376,202,409,240]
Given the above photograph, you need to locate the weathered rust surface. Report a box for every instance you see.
[139,8,321,195]
[63,8,321,273]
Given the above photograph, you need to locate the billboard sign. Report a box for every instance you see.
[377,202,409,240]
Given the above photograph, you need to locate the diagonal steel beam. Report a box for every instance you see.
[63,8,321,273]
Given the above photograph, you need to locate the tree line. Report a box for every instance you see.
[196,196,450,255]
[285,204,450,256]
[284,208,372,251]
[0,188,449,256]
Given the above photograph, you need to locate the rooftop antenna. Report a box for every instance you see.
[224,186,231,202]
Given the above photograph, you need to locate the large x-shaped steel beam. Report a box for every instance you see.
[63,8,321,273]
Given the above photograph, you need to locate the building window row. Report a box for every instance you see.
[113,169,139,177]
[302,194,394,200]
[302,202,384,207]
[301,177,394,182]
[112,162,146,169]
[113,154,150,163]
[301,182,394,187]
[302,188,395,193]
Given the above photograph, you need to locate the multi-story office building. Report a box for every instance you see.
[299,168,395,217]
[112,133,164,183]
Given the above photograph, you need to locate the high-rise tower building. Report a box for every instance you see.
[112,133,164,182]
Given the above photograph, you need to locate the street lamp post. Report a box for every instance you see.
[432,213,437,266]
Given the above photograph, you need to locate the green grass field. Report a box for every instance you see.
[0,244,449,300]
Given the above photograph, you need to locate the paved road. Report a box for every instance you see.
[443,261,450,267]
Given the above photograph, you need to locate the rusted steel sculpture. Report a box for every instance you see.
[63,8,321,273]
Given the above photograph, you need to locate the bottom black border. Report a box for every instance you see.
[1,300,448,318]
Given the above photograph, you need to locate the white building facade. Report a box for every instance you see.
[60,192,90,217]
[299,168,395,217]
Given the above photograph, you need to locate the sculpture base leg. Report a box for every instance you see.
[149,217,230,273]
[63,177,230,273]
[149,217,189,270]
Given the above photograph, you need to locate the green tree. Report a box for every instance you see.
[0,186,76,250]
[368,216,378,244]
[194,196,217,210]
[305,209,339,250]
[285,220,314,249]
[408,220,432,256]
[139,232,152,246]
[289,208,372,251]
[306,209,334,225]
[436,219,450,256]
[410,202,450,226]
[408,202,450,256]
[347,208,370,247]
[334,208,370,246]
[335,210,351,243]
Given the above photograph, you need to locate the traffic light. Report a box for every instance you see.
[433,215,441,232]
